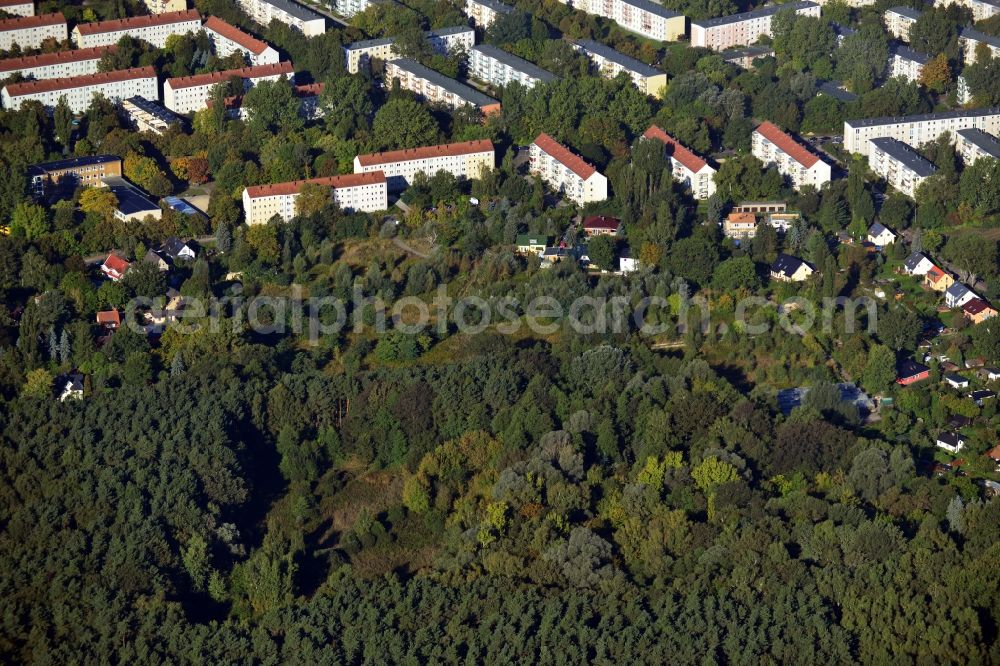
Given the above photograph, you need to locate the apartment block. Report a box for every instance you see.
[0,13,67,51]
[889,44,929,83]
[720,45,774,68]
[465,0,514,28]
[385,58,501,115]
[334,0,391,18]
[752,121,832,190]
[164,61,294,113]
[572,39,666,97]
[868,137,937,197]
[242,172,388,224]
[529,132,608,205]
[344,26,473,74]
[642,125,717,199]
[235,0,325,36]
[934,0,998,21]
[122,96,184,135]
[955,127,1000,164]
[353,139,495,191]
[690,2,819,51]
[72,9,200,48]
[0,45,114,81]
[203,16,280,66]
[959,28,1000,64]
[885,6,921,40]
[843,108,1000,155]
[560,0,685,42]
[27,154,122,198]
[468,44,556,89]
[0,0,35,18]
[1,66,157,112]
[143,0,187,13]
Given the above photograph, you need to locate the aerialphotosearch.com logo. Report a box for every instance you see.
[123,283,879,343]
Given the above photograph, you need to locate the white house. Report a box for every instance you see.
[935,431,966,454]
[903,251,934,275]
[955,127,1000,164]
[752,121,831,191]
[945,283,977,309]
[885,6,921,40]
[529,132,608,205]
[571,39,667,98]
[867,222,896,248]
[58,374,84,402]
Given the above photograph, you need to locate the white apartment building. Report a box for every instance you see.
[353,139,495,191]
[164,61,294,113]
[955,127,1000,164]
[642,125,717,199]
[243,172,388,224]
[935,0,998,22]
[0,45,114,81]
[572,39,667,97]
[559,0,685,41]
[1,66,157,112]
[868,137,938,197]
[72,9,201,48]
[334,0,389,17]
[235,0,325,37]
[690,1,819,51]
[343,26,473,74]
[960,28,1000,64]
[385,58,501,114]
[529,132,608,205]
[465,0,514,28]
[203,16,280,66]
[752,121,832,191]
[844,108,1000,155]
[0,0,35,18]
[889,44,929,84]
[885,6,921,40]
[0,13,67,51]
[468,44,556,89]
[143,0,187,13]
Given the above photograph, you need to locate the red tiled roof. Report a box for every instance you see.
[727,212,756,224]
[355,139,494,168]
[642,125,709,173]
[926,265,947,283]
[962,298,995,315]
[203,16,271,56]
[0,0,33,6]
[532,132,596,180]
[165,61,293,89]
[0,45,116,73]
[755,121,819,168]
[102,254,130,274]
[583,215,621,230]
[293,82,324,97]
[74,9,200,35]
[96,310,121,325]
[986,444,1000,462]
[0,12,65,31]
[245,171,386,198]
[3,66,156,96]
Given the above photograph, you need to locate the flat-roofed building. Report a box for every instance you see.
[885,6,921,40]
[720,45,774,68]
[642,125,717,199]
[102,176,162,222]
[203,16,280,66]
[465,0,514,28]
[955,127,1000,164]
[572,39,666,97]
[752,121,831,190]
[122,96,184,135]
[164,61,294,113]
[934,0,998,22]
[72,9,200,48]
[559,0,684,41]
[868,137,937,197]
[690,2,819,51]
[0,45,114,81]
[1,66,157,112]
[385,58,501,115]
[468,44,556,89]
[354,139,495,191]
[236,0,325,36]
[0,13,67,51]
[529,132,608,204]
[844,108,1000,155]
[27,154,122,197]
[959,28,1000,64]
[344,26,473,73]
[889,44,930,83]
[0,0,35,18]
[242,171,387,224]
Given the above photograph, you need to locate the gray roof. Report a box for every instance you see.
[771,253,808,277]
[259,0,324,22]
[101,177,159,216]
[903,251,929,270]
[960,27,1000,48]
[428,26,474,38]
[891,43,931,65]
[818,81,857,102]
[618,0,682,20]
[946,282,971,298]
[887,5,922,19]
[469,0,515,13]
[944,373,969,383]
[692,1,817,29]
[868,221,891,236]
[388,58,498,107]
[846,107,1000,129]
[956,127,1000,158]
[870,137,938,177]
[28,154,119,176]
[572,39,661,77]
[832,23,856,39]
[345,36,394,50]
[471,44,557,83]
[347,26,471,52]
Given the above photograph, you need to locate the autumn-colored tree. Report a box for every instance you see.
[245,224,280,264]
[79,187,119,222]
[918,53,951,92]
[294,182,331,217]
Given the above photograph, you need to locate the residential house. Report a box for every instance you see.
[0,0,35,18]
[557,0,685,42]
[944,373,970,389]
[923,266,954,292]
[970,389,996,406]
[867,222,896,248]
[963,298,997,324]
[897,358,930,385]
[58,374,84,402]
[164,62,295,114]
[582,216,621,236]
[468,44,557,90]
[100,254,130,281]
[516,234,551,255]
[203,16,281,66]
[161,237,197,261]
[885,6,921,40]
[102,176,162,222]
[71,9,200,48]
[945,282,977,308]
[936,431,966,454]
[770,253,814,282]
[143,249,170,272]
[903,251,934,275]
[723,212,757,240]
[96,310,121,330]
[27,155,122,198]
[888,43,930,84]
[0,45,115,82]
[619,247,639,274]
[982,367,1000,381]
